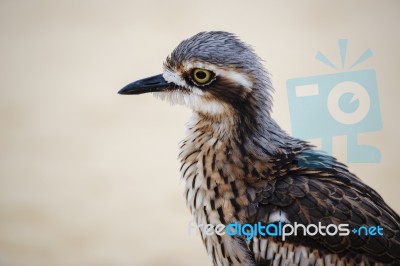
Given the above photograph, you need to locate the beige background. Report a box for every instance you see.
[0,1,399,265]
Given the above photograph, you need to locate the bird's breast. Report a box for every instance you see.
[179,131,249,223]
[178,120,257,265]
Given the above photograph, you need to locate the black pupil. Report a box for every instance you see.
[196,71,207,80]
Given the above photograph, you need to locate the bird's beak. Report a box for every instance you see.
[118,74,171,95]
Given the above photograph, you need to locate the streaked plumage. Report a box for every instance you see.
[119,31,400,265]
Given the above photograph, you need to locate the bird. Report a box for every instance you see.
[118,31,400,266]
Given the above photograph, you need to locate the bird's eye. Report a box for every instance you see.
[192,68,213,84]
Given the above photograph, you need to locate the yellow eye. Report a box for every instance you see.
[192,68,213,84]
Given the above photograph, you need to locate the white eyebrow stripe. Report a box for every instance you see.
[163,70,187,88]
[182,61,253,91]
[163,70,204,96]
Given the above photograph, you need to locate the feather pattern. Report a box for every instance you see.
[173,32,400,266]
[122,31,400,265]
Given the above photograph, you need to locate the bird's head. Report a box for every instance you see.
[119,31,273,120]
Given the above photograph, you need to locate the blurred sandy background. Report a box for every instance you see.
[0,1,399,265]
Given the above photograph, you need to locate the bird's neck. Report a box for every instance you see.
[179,110,300,265]
[187,109,294,159]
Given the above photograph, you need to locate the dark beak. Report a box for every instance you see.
[118,74,171,95]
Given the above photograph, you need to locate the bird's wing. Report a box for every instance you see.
[245,150,400,264]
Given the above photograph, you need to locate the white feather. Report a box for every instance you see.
[154,90,225,115]
[269,210,290,224]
